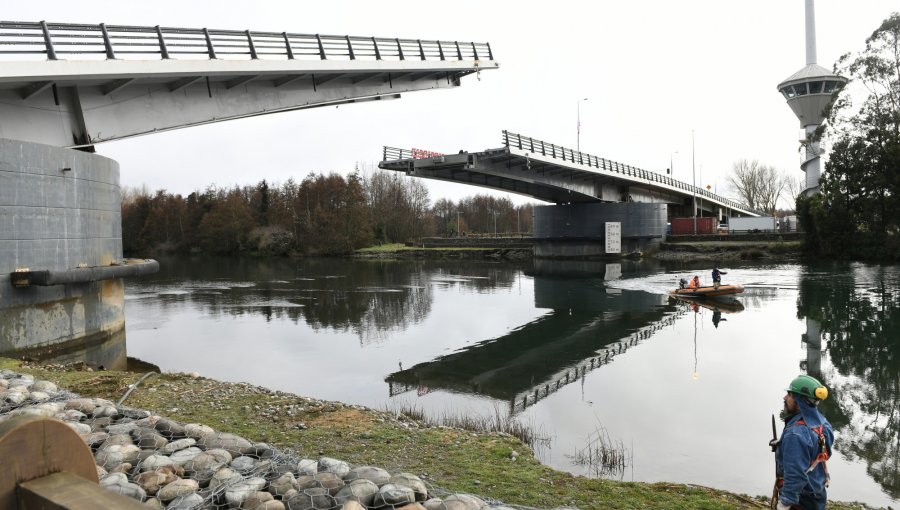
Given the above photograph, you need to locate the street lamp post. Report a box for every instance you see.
[577,97,589,152]
[456,210,463,237]
[692,130,698,234]
[669,151,678,177]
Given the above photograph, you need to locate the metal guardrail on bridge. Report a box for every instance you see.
[501,130,757,214]
[0,21,493,62]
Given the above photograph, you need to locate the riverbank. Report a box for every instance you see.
[354,244,531,261]
[651,240,802,262]
[0,358,878,510]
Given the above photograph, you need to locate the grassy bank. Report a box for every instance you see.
[654,240,802,262]
[0,358,877,510]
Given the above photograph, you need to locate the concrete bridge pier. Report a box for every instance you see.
[0,138,133,360]
[533,202,667,258]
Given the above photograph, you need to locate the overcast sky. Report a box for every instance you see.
[6,1,898,205]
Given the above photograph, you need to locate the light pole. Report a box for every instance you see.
[492,211,499,235]
[577,97,589,152]
[692,130,697,234]
[669,151,678,178]
[516,208,520,234]
[456,210,463,237]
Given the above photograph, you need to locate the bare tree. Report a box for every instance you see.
[728,159,788,214]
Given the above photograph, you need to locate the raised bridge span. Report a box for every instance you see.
[0,20,496,357]
[381,130,758,217]
[381,131,758,258]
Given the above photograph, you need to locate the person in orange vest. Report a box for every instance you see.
[770,375,833,510]
[688,275,701,289]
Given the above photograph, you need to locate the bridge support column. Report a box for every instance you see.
[0,138,129,363]
[533,202,667,259]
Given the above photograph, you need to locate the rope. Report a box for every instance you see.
[116,371,157,406]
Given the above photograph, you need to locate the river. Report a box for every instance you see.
[116,256,898,508]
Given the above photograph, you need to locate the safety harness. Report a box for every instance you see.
[772,418,832,510]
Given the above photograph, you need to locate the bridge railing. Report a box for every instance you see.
[383,146,414,161]
[502,130,757,213]
[0,21,493,63]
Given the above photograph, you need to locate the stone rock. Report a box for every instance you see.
[390,473,428,501]
[250,442,277,459]
[165,493,204,510]
[62,409,87,421]
[5,391,26,405]
[297,459,318,476]
[28,391,50,401]
[10,406,55,418]
[396,504,428,510]
[90,416,113,431]
[161,437,196,455]
[135,469,178,496]
[110,462,133,474]
[155,417,187,439]
[317,457,350,477]
[169,446,203,466]
[140,454,177,472]
[268,473,297,498]
[184,423,215,439]
[93,405,118,418]
[296,472,344,495]
[66,398,97,415]
[157,478,199,503]
[143,497,165,509]
[285,487,335,510]
[85,431,110,448]
[30,380,57,393]
[208,466,243,491]
[66,421,92,435]
[100,473,129,487]
[231,455,257,474]
[422,499,468,510]
[343,466,390,486]
[334,479,378,507]
[198,431,253,457]
[102,480,147,501]
[96,465,108,479]
[339,502,366,510]
[132,427,169,449]
[102,433,134,448]
[184,449,232,485]
[373,484,415,507]
[108,422,139,436]
[224,477,267,507]
[443,494,488,510]
[241,491,275,510]
[121,408,152,420]
[96,443,142,470]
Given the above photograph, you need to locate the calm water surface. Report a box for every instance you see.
[122,257,900,508]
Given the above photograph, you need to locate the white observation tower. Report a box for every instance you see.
[777,0,847,195]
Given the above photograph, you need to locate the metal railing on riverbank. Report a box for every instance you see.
[0,21,493,63]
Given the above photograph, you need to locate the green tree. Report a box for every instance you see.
[800,13,900,259]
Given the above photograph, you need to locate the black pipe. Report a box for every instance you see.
[10,259,159,288]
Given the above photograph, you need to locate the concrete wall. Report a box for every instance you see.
[0,138,124,355]
[533,202,667,258]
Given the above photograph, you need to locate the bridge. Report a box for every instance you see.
[0,20,496,356]
[381,131,757,216]
[380,131,758,257]
[0,21,496,147]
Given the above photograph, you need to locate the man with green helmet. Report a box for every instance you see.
[770,374,833,510]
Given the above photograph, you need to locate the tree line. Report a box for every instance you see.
[121,170,535,256]
[797,13,900,260]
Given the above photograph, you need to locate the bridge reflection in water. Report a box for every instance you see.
[385,261,684,414]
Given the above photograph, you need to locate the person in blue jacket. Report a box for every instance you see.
[771,375,833,510]
[711,267,727,288]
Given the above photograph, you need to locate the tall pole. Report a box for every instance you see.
[577,97,588,152]
[692,130,697,234]
[670,151,678,177]
[457,210,462,237]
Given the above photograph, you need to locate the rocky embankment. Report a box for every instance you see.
[0,368,523,510]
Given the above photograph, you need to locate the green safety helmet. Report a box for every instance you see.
[787,374,828,402]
